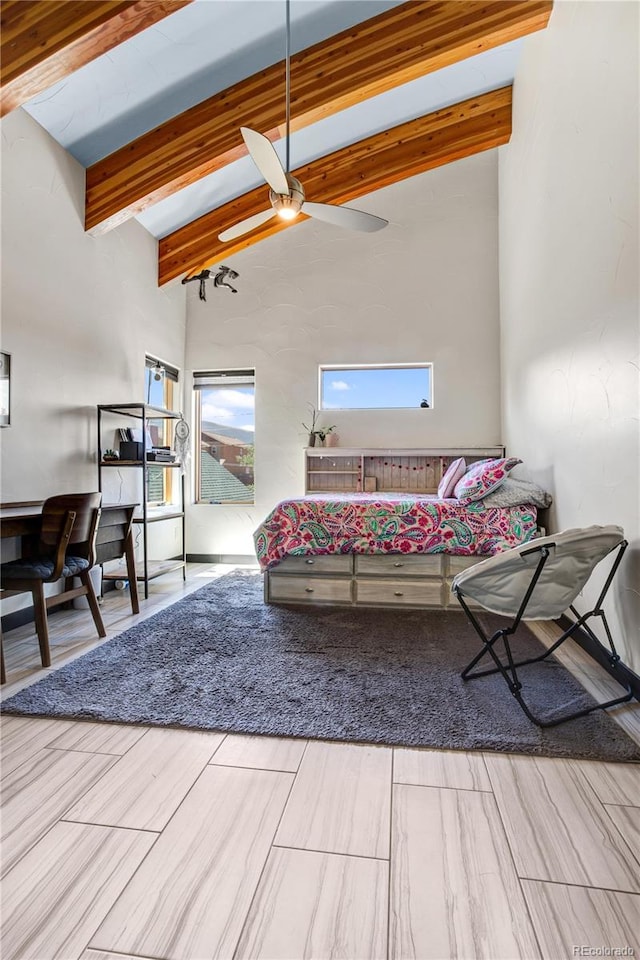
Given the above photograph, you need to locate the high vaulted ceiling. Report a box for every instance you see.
[1,0,552,284]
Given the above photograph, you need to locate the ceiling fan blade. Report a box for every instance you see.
[218,208,277,243]
[303,202,388,233]
[241,127,289,195]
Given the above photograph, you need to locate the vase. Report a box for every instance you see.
[308,432,316,447]
[325,432,338,447]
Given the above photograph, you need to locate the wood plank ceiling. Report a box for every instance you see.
[160,86,513,283]
[0,0,553,285]
[0,0,192,118]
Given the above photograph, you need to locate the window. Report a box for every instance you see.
[144,356,180,505]
[319,364,433,410]
[194,370,255,504]
[145,356,178,411]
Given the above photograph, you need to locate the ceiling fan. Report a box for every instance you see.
[218,1,388,244]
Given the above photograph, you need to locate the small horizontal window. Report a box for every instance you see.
[319,364,433,411]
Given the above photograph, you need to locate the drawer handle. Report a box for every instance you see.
[393,562,404,568]
[394,591,404,597]
[305,587,314,593]
[305,559,315,565]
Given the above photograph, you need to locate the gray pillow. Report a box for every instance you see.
[481,477,552,509]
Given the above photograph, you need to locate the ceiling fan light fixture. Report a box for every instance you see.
[276,205,298,221]
[270,175,304,221]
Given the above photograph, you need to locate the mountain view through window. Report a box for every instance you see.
[195,374,255,504]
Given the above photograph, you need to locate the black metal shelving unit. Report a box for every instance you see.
[97,403,186,599]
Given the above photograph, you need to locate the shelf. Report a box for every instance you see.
[98,403,187,599]
[133,510,184,523]
[100,460,181,468]
[305,446,505,496]
[98,403,183,420]
[306,446,505,457]
[103,559,186,582]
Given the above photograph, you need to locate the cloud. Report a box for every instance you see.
[201,388,255,424]
[238,424,255,432]
[201,404,235,422]
[330,380,350,391]
[205,388,255,409]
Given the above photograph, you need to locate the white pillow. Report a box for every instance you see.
[437,457,466,498]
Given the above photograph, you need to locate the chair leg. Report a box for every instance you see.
[456,538,636,727]
[31,581,51,667]
[458,601,635,727]
[63,576,75,610]
[80,569,107,638]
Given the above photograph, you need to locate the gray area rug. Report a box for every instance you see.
[3,570,639,761]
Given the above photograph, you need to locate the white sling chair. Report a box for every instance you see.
[452,525,634,727]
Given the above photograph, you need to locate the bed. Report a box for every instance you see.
[255,493,539,610]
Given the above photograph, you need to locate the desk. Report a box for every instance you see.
[0,502,140,615]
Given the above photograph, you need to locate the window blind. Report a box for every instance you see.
[193,369,255,389]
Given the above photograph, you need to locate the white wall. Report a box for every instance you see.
[1,109,187,602]
[499,1,640,670]
[185,151,501,557]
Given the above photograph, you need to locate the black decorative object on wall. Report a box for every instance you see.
[181,266,239,300]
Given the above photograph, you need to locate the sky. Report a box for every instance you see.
[145,373,165,408]
[200,386,255,432]
[321,366,431,410]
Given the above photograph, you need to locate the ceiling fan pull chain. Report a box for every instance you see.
[285,0,290,175]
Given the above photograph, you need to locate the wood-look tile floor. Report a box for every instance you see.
[1,564,639,960]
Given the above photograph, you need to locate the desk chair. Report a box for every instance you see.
[452,525,634,727]
[1,493,106,680]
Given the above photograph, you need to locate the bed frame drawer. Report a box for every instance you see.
[265,553,490,609]
[268,575,353,604]
[355,578,443,608]
[271,554,352,575]
[448,555,485,575]
[355,554,443,578]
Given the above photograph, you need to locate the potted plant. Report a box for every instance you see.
[302,406,336,447]
[315,424,337,447]
[302,405,322,446]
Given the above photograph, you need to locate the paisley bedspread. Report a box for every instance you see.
[254,494,537,570]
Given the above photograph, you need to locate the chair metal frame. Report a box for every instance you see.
[455,539,634,727]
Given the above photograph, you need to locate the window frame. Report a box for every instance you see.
[318,362,434,411]
[144,356,180,506]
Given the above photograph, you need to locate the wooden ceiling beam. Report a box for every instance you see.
[87,1,551,234]
[158,86,512,285]
[0,0,192,118]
